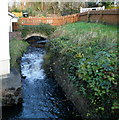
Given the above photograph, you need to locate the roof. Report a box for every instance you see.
[8,12,15,17]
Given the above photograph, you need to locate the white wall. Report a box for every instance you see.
[0,1,10,76]
[80,6,105,13]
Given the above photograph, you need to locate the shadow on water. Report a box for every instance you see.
[2,36,82,120]
[2,105,22,120]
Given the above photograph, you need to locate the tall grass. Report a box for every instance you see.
[10,38,29,68]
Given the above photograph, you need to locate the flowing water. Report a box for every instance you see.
[2,46,82,120]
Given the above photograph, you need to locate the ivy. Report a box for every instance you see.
[48,22,118,118]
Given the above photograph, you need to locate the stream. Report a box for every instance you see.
[2,45,82,119]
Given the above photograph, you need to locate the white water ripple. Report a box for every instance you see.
[21,49,46,83]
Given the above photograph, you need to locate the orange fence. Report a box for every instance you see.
[18,9,118,27]
[19,13,80,26]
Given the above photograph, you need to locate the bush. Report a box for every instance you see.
[11,8,21,12]
[19,23,56,38]
[48,22,118,119]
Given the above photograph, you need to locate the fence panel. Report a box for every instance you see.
[19,9,119,27]
[80,9,119,25]
[19,13,80,26]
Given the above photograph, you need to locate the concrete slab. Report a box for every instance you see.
[2,68,21,90]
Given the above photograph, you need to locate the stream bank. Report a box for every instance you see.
[2,36,82,119]
[44,22,118,120]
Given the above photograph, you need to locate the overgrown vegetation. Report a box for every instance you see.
[9,2,118,17]
[19,23,56,38]
[47,22,119,119]
[10,38,29,68]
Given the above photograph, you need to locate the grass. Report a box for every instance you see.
[47,22,118,119]
[10,38,29,68]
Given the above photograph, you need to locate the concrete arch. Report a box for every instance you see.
[24,33,48,40]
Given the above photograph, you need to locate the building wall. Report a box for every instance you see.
[0,60,10,77]
[0,1,10,77]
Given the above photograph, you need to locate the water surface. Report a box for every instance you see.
[2,46,82,120]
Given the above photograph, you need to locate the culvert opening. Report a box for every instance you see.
[26,36,49,47]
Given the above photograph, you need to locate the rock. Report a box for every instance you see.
[18,98,23,104]
[14,88,21,96]
[1,68,23,107]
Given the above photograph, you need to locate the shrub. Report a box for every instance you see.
[11,8,21,12]
[19,23,56,38]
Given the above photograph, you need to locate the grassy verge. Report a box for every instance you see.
[46,22,118,119]
[10,38,29,68]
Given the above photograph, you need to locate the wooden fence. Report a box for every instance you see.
[80,9,119,25]
[19,13,80,26]
[17,9,118,30]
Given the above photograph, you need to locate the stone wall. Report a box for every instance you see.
[9,32,22,40]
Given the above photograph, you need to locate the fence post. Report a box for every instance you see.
[100,10,103,23]
[87,11,90,22]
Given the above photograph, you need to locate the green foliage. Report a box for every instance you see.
[11,8,21,12]
[48,22,118,118]
[101,2,113,8]
[19,23,56,38]
[22,7,38,16]
[10,38,29,68]
[9,2,85,17]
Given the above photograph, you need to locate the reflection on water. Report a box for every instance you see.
[2,46,82,120]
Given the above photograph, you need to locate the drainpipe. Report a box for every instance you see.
[10,17,13,32]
